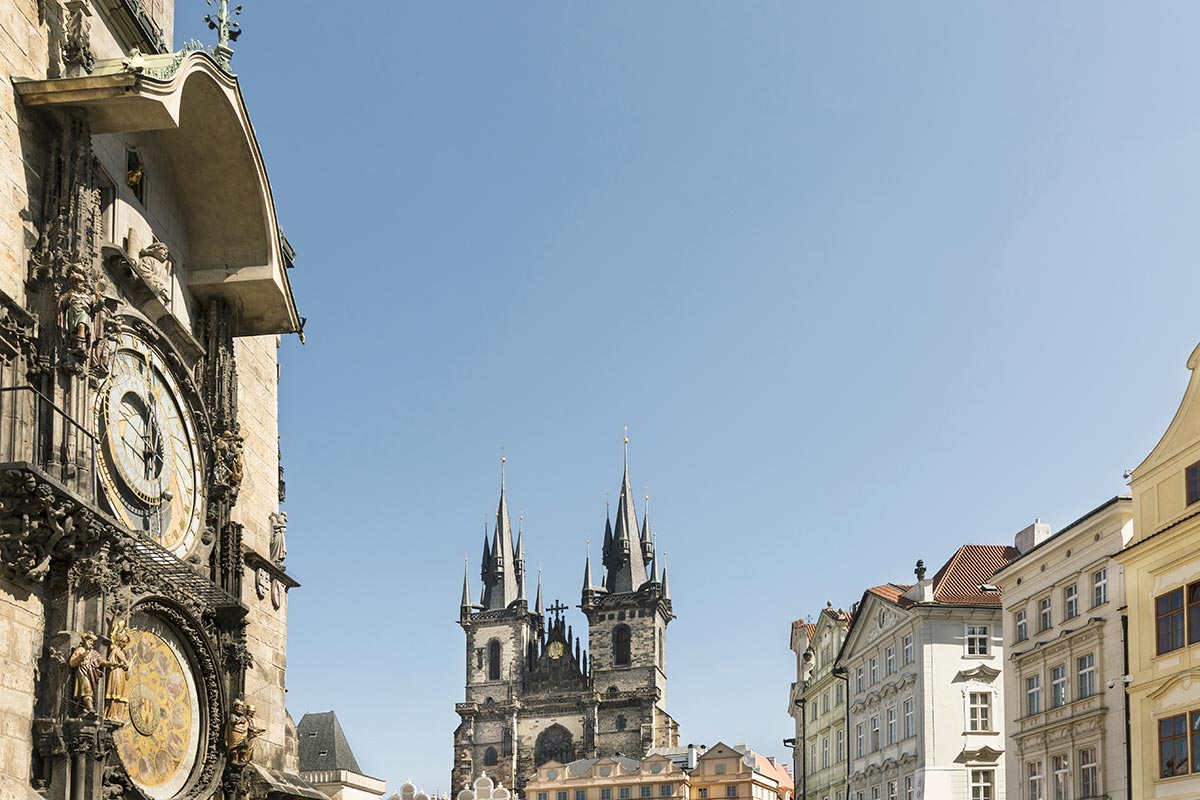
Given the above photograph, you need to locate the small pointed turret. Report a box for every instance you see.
[535,567,545,615]
[661,566,670,601]
[649,551,659,584]
[461,559,472,609]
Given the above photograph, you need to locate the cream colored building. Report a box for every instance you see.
[524,753,691,800]
[1120,341,1200,799]
[994,502,1133,800]
[0,1,305,798]
[790,605,853,800]
[689,743,793,800]
[839,546,1018,800]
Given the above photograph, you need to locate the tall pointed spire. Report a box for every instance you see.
[609,431,649,593]
[582,540,595,592]
[461,557,472,608]
[535,564,544,615]
[483,454,520,611]
[661,556,670,601]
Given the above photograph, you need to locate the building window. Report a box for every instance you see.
[538,794,548,800]
[620,788,631,800]
[1188,461,1200,505]
[836,729,844,761]
[904,776,913,800]
[560,792,570,800]
[856,724,864,758]
[969,770,993,800]
[1190,583,1200,645]
[1052,755,1068,800]
[822,737,829,768]
[1026,761,1043,800]
[1039,598,1053,632]
[885,646,895,675]
[1027,675,1042,716]
[660,786,672,798]
[969,692,991,731]
[578,792,588,800]
[488,640,502,680]
[871,789,879,800]
[886,707,896,744]
[965,625,989,656]
[886,782,896,800]
[1157,588,1185,654]
[485,747,498,766]
[870,657,878,684]
[1077,654,1095,699]
[602,791,612,800]
[1161,713,1189,777]
[1065,585,1079,620]
[1093,569,1108,607]
[614,625,632,666]
[856,667,864,693]
[641,788,653,798]
[836,683,844,704]
[697,791,706,799]
[903,698,914,738]
[870,716,880,751]
[716,764,727,775]
[902,634,913,665]
[1014,610,1027,643]
[1078,747,1098,798]
[811,743,816,767]
[725,788,736,798]
[126,148,146,205]
[1051,664,1068,709]
[823,690,831,714]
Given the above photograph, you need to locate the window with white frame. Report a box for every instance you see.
[837,683,844,705]
[856,724,863,758]
[1027,675,1042,716]
[1077,653,1095,699]
[870,657,878,684]
[1051,664,1068,709]
[969,770,993,800]
[823,690,830,715]
[886,706,896,744]
[1026,761,1043,800]
[1015,609,1027,643]
[885,646,895,675]
[904,776,913,800]
[822,737,829,768]
[966,625,989,656]
[1093,568,1108,606]
[870,716,880,751]
[903,698,914,738]
[837,728,844,761]
[886,782,896,800]
[902,634,913,664]
[1065,584,1079,620]
[969,692,991,731]
[1078,747,1098,798]
[1039,597,1053,631]
[856,667,864,693]
[1052,754,1068,800]
[871,788,879,800]
[811,743,816,768]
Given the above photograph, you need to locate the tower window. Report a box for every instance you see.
[126,148,146,205]
[488,640,502,680]
[614,625,631,666]
[484,747,498,766]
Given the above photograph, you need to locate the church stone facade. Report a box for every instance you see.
[453,461,679,792]
[0,2,309,798]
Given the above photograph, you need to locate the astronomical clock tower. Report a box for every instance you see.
[0,2,310,799]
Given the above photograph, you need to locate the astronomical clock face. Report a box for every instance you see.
[96,331,203,557]
[113,612,203,799]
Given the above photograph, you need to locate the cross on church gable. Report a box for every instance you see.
[547,600,569,619]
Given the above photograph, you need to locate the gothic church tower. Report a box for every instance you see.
[453,452,679,794]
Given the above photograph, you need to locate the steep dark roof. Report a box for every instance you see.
[297,711,363,774]
[930,545,1020,605]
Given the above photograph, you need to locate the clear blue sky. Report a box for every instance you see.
[180,2,1200,793]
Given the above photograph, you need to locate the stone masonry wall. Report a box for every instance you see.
[0,578,44,800]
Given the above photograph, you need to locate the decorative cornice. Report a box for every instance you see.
[956,664,1001,683]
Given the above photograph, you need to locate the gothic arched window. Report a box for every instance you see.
[484,747,498,766]
[535,724,574,767]
[613,625,631,666]
[488,639,501,680]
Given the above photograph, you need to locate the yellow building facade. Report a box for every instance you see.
[1121,342,1200,799]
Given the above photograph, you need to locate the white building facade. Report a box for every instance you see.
[790,606,853,800]
[838,546,1018,800]
[994,501,1133,800]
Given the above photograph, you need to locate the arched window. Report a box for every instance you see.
[613,625,631,666]
[484,747,498,766]
[488,640,501,680]
[535,725,575,767]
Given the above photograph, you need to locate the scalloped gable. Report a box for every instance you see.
[1133,342,1200,478]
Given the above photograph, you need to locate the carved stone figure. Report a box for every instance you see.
[57,268,99,354]
[68,632,102,715]
[269,511,287,567]
[212,429,245,489]
[61,1,95,76]
[135,240,172,304]
[101,628,131,723]
[224,698,264,766]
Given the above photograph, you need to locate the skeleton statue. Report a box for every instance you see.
[269,511,287,567]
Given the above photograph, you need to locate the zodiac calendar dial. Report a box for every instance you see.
[96,331,203,558]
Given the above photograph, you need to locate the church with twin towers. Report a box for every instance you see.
[453,450,680,792]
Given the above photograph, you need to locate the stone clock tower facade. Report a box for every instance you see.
[453,458,680,793]
[0,3,308,799]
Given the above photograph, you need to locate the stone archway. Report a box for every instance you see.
[535,724,574,767]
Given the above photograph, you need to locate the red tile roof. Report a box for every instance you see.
[929,545,1020,605]
[866,583,915,608]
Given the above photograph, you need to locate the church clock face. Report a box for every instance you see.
[96,331,203,557]
[547,641,565,660]
[113,612,203,799]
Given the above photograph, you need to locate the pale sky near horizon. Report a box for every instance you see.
[180,2,1200,793]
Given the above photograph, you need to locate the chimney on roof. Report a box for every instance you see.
[1015,519,1053,554]
[904,559,935,603]
[687,744,698,770]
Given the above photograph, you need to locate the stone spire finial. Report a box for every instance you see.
[915,559,926,581]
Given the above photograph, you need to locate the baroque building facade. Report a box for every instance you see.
[994,503,1132,800]
[788,605,852,800]
[0,2,308,798]
[1120,341,1200,799]
[838,545,1018,800]
[453,459,679,792]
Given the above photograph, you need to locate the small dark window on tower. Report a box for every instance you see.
[484,747,498,766]
[488,640,501,680]
[126,148,146,205]
[1187,462,1200,505]
[614,625,631,666]
[616,715,627,731]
